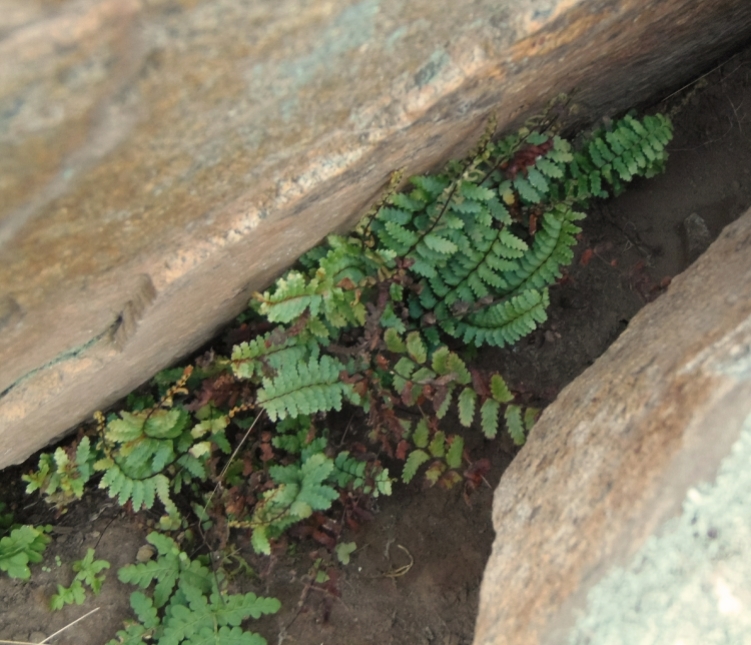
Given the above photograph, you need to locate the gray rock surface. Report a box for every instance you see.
[3,0,751,466]
[473,208,751,644]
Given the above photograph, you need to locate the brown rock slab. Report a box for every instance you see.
[3,0,751,466]
[473,208,751,644]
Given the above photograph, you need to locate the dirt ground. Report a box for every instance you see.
[3,44,751,645]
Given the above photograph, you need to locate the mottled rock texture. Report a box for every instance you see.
[473,208,751,644]
[3,0,751,466]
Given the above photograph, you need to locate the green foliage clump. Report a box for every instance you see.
[0,519,51,581]
[50,548,110,610]
[22,439,94,510]
[110,532,279,645]
[22,109,673,563]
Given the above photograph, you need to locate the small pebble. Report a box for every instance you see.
[136,544,156,563]
[682,212,711,263]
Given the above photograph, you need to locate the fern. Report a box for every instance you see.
[257,355,359,421]
[369,114,671,352]
[332,451,391,497]
[0,524,51,580]
[449,288,550,348]
[111,532,279,645]
[50,548,109,610]
[232,453,340,555]
[22,437,94,509]
[21,109,672,592]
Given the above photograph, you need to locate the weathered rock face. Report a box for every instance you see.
[473,208,751,644]
[3,0,751,467]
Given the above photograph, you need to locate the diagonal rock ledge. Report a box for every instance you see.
[473,208,751,643]
[3,0,751,467]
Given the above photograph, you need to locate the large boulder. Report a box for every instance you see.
[3,0,751,467]
[473,208,751,644]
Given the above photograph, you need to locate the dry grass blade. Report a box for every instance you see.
[0,608,100,645]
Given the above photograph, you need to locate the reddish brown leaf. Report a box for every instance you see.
[432,385,449,416]
[375,354,390,370]
[528,213,538,236]
[400,381,414,407]
[464,458,491,486]
[470,369,490,398]
[437,470,463,490]
[312,529,337,550]
[259,442,274,463]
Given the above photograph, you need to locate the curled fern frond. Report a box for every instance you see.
[447,288,550,348]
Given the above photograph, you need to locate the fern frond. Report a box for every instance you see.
[231,330,320,380]
[254,271,321,324]
[505,404,525,446]
[503,204,585,295]
[449,289,550,348]
[257,355,357,421]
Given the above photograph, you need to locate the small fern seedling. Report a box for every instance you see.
[49,548,110,610]
[111,532,280,645]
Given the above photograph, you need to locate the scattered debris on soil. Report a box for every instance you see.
[3,45,751,645]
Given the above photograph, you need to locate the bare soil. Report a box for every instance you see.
[3,44,751,645]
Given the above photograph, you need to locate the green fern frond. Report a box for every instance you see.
[402,449,430,483]
[113,534,279,645]
[231,331,320,380]
[480,399,501,439]
[503,205,585,295]
[254,271,321,324]
[458,387,477,427]
[445,435,464,469]
[448,289,550,348]
[257,355,357,421]
[505,404,526,446]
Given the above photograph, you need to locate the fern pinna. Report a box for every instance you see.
[24,111,672,559]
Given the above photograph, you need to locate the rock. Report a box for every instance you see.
[136,544,156,563]
[3,0,751,466]
[683,212,712,262]
[473,208,751,644]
